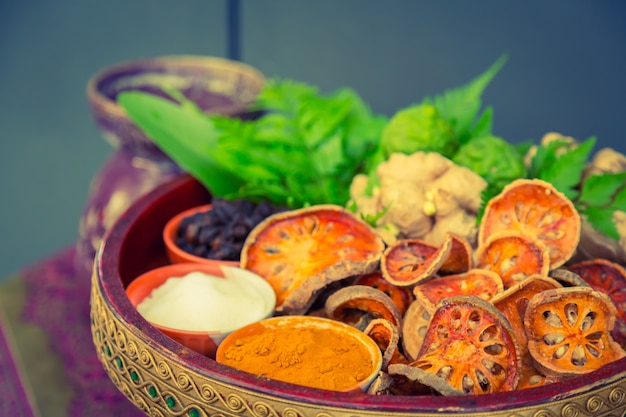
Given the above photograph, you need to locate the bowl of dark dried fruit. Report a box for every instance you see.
[163,198,286,266]
[92,173,626,417]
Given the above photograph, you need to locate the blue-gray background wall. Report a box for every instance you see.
[1,1,625,280]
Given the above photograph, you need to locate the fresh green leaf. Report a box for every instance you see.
[579,172,626,207]
[359,203,392,227]
[117,92,245,196]
[527,138,570,178]
[429,54,508,143]
[583,207,620,240]
[515,139,534,157]
[612,186,626,212]
[476,183,504,224]
[469,106,494,139]
[538,137,596,200]
[252,78,318,115]
[312,131,345,175]
[297,93,352,149]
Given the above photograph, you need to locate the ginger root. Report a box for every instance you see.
[349,152,487,247]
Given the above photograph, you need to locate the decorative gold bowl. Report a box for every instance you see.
[90,174,626,417]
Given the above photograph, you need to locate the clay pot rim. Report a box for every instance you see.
[86,54,266,118]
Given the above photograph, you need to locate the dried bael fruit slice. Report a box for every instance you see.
[364,318,407,371]
[381,238,451,287]
[387,363,465,396]
[413,269,504,313]
[476,231,550,289]
[401,300,432,362]
[366,371,394,395]
[549,268,590,288]
[524,287,625,378]
[324,285,403,328]
[411,295,521,395]
[241,204,385,315]
[516,352,561,390]
[439,233,474,275]
[479,179,581,269]
[491,274,562,356]
[567,259,626,346]
[353,272,414,317]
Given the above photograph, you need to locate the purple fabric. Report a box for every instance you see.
[0,311,38,417]
[21,246,144,417]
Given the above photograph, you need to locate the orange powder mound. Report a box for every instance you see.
[219,326,374,391]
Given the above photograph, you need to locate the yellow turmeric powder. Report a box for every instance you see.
[218,320,376,392]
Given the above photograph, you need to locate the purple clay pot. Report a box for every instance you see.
[76,55,265,278]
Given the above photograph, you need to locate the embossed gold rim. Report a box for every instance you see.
[91,174,626,417]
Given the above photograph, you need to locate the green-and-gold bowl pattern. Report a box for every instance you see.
[90,174,626,417]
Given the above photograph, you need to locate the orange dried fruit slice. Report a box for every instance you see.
[524,287,625,378]
[364,318,407,371]
[366,371,394,395]
[413,269,504,313]
[401,300,431,362]
[491,275,562,356]
[387,363,465,396]
[411,295,521,394]
[439,233,474,275]
[549,268,590,288]
[476,231,550,289]
[381,238,451,287]
[241,204,385,315]
[353,272,414,317]
[478,179,581,269]
[324,285,403,327]
[567,259,626,346]
[516,352,561,390]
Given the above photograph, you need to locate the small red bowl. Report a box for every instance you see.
[125,262,275,358]
[163,204,239,267]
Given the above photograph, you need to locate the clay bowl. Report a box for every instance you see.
[216,315,383,393]
[126,262,276,358]
[91,174,626,417]
[163,204,239,267]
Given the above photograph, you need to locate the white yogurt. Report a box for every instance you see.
[137,268,275,333]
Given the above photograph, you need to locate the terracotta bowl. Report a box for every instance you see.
[91,174,626,417]
[216,316,383,393]
[126,262,276,358]
[163,204,239,267]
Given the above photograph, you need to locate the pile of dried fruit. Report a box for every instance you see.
[240,177,626,396]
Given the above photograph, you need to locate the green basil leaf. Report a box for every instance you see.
[117,92,244,196]
[470,106,494,139]
[584,207,620,241]
[579,172,626,207]
[610,184,626,212]
[529,139,570,179]
[313,131,345,175]
[431,54,508,143]
[539,137,596,199]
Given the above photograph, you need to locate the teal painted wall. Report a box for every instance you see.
[0,1,624,279]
